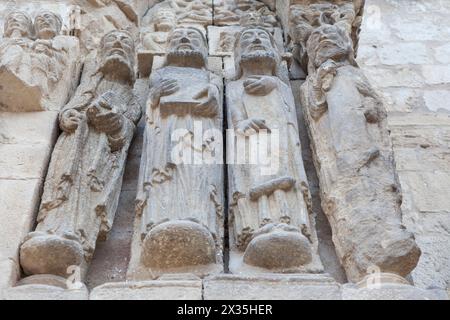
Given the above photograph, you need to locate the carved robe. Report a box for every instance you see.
[136,66,223,241]
[35,68,141,261]
[301,62,420,281]
[227,76,312,251]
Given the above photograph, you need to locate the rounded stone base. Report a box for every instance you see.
[20,233,84,277]
[141,220,217,269]
[243,230,313,270]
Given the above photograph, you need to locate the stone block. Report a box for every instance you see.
[1,284,89,300]
[203,274,342,300]
[0,144,52,180]
[342,283,448,300]
[0,179,42,260]
[90,275,202,300]
[0,259,19,289]
[0,111,58,145]
[378,43,431,66]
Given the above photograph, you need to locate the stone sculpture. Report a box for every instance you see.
[227,27,321,272]
[0,10,81,111]
[300,24,421,282]
[128,26,223,279]
[19,30,141,279]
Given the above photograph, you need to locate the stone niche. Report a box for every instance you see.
[0,0,449,301]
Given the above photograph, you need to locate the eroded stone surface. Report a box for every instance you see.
[300,23,420,282]
[19,30,141,280]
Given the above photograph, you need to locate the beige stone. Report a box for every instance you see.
[90,275,202,300]
[128,27,224,280]
[0,10,82,112]
[300,24,420,282]
[226,27,322,274]
[204,274,342,300]
[19,30,141,280]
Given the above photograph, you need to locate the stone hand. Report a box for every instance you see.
[236,118,271,136]
[60,109,84,133]
[153,79,179,100]
[244,76,278,96]
[316,60,337,91]
[193,85,219,117]
[87,98,123,134]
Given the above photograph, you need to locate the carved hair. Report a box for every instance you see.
[167,26,208,47]
[306,24,356,73]
[35,10,63,34]
[233,26,283,80]
[4,11,33,38]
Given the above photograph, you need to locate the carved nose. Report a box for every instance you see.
[253,38,262,44]
[180,37,190,43]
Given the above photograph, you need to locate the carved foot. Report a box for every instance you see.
[141,220,216,269]
[243,224,313,270]
[20,232,84,277]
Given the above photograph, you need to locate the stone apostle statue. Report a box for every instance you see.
[301,24,420,282]
[130,27,223,279]
[20,30,142,279]
[227,27,321,272]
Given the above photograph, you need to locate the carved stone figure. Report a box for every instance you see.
[128,27,223,279]
[0,10,80,112]
[227,27,321,272]
[214,0,278,27]
[300,24,421,282]
[141,9,177,53]
[19,30,141,279]
[288,1,359,75]
[168,0,212,26]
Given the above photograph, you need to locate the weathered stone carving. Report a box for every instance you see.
[227,27,322,273]
[300,24,420,282]
[128,27,223,279]
[0,10,81,111]
[287,0,363,76]
[214,0,278,27]
[19,30,141,279]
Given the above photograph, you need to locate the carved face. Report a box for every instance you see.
[100,31,135,81]
[35,11,62,40]
[166,27,207,67]
[307,25,351,67]
[235,28,278,78]
[4,11,33,39]
[155,9,176,32]
[239,28,275,57]
[102,30,135,63]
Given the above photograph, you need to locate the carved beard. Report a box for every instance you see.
[314,41,349,67]
[166,49,206,68]
[99,55,134,83]
[239,51,277,73]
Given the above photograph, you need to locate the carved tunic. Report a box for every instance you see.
[36,74,141,261]
[137,66,223,241]
[301,62,420,281]
[227,77,311,250]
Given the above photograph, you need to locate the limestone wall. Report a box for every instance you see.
[357,0,450,290]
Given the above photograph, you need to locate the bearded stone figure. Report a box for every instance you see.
[128,27,223,279]
[19,30,141,279]
[227,27,322,273]
[300,24,421,282]
[0,10,80,112]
